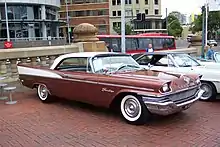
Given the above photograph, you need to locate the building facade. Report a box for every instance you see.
[109,0,164,34]
[59,0,109,36]
[0,0,62,40]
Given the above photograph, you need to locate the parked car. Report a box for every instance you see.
[18,52,203,125]
[207,40,217,46]
[132,52,220,101]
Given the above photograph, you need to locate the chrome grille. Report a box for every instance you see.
[168,88,199,104]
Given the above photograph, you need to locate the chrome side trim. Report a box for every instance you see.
[19,73,155,92]
[63,77,155,92]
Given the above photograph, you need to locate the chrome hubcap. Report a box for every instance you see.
[200,84,212,99]
[124,98,140,118]
[39,85,48,99]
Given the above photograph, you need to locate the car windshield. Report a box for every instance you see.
[171,54,201,67]
[92,55,142,73]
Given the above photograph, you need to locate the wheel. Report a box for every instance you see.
[120,95,151,125]
[37,84,53,103]
[200,82,216,101]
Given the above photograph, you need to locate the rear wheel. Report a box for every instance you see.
[120,95,151,125]
[37,84,53,103]
[200,82,216,101]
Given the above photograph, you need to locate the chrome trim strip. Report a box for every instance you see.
[19,73,155,92]
[63,77,155,92]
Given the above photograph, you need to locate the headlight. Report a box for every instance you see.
[183,76,191,84]
[161,83,170,93]
[195,78,201,84]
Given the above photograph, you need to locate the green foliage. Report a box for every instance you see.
[189,14,203,34]
[113,24,133,35]
[167,14,183,37]
[190,11,220,34]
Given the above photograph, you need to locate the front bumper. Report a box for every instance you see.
[142,89,204,116]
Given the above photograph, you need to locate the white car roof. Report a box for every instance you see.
[50,52,127,69]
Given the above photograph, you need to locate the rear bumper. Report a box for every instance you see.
[142,89,204,116]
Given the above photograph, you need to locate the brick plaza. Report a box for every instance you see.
[0,82,220,147]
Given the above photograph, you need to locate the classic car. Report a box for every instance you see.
[132,52,220,101]
[18,52,203,125]
[207,40,218,46]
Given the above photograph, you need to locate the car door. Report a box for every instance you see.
[136,54,177,72]
[50,57,101,104]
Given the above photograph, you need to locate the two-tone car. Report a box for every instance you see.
[18,52,204,125]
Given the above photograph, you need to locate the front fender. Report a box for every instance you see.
[113,89,160,99]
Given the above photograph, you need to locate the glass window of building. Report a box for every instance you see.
[125,0,132,4]
[145,9,148,14]
[136,0,139,4]
[145,0,148,4]
[155,9,159,15]
[112,11,116,16]
[112,0,116,5]
[117,11,121,16]
[117,0,121,5]
[154,0,159,5]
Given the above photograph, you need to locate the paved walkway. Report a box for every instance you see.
[1,82,220,147]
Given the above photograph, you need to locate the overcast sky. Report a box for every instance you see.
[161,0,209,17]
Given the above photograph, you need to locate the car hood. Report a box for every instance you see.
[112,70,198,93]
[197,61,220,70]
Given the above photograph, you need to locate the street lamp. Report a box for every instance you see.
[205,0,209,46]
[65,0,71,44]
[121,0,126,53]
[4,0,10,42]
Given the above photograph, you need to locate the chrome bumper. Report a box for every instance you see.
[142,89,204,116]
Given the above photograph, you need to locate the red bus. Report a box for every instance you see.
[97,33,176,53]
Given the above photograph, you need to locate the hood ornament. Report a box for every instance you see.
[147,63,153,70]
[183,76,190,85]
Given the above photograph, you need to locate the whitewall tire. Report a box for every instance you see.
[37,84,52,103]
[120,95,151,125]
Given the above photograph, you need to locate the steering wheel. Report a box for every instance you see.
[115,64,140,72]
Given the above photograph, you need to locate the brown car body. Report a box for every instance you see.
[18,52,204,116]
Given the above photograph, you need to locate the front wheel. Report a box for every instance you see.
[37,84,53,103]
[120,95,151,125]
[200,82,216,101]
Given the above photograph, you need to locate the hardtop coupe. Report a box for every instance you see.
[18,52,203,125]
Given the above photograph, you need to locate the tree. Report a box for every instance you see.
[189,14,202,34]
[113,24,133,35]
[167,14,183,37]
[189,10,220,38]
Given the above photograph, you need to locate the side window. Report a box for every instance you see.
[137,38,152,50]
[125,38,137,50]
[136,55,153,65]
[111,37,121,52]
[152,38,163,50]
[56,57,91,72]
[162,38,175,49]
[155,56,174,67]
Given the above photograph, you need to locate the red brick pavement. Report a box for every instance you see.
[1,82,220,147]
